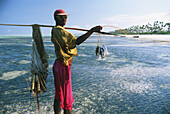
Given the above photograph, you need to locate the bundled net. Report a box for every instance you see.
[30,24,49,110]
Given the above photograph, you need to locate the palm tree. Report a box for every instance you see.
[166,23,170,31]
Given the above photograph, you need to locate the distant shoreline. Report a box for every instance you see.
[1,34,170,42]
[119,34,170,42]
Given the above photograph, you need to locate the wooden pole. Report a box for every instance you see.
[36,88,40,111]
[0,23,113,35]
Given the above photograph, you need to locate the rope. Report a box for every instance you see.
[22,73,38,111]
[97,33,100,46]
[98,33,103,45]
[102,25,129,35]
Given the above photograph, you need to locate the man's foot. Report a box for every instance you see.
[54,99,61,114]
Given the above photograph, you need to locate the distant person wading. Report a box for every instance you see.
[51,9,102,114]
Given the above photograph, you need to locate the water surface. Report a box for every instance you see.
[0,35,170,113]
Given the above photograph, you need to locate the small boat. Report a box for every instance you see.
[133,36,139,38]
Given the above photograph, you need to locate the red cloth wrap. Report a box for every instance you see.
[53,60,74,110]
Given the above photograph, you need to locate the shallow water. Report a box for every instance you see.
[0,35,170,114]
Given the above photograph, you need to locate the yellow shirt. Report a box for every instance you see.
[51,25,78,66]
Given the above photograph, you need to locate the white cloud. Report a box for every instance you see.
[64,12,170,33]
[66,25,87,35]
[102,12,170,29]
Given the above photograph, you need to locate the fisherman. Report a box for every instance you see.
[51,9,102,114]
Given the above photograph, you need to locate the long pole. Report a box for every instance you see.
[0,23,113,35]
[36,89,40,111]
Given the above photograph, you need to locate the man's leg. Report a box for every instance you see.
[64,109,72,114]
[54,99,61,114]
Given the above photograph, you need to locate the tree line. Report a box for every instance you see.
[110,21,170,34]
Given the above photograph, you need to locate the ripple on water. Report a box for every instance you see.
[0,70,28,80]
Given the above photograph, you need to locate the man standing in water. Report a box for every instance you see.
[51,9,102,114]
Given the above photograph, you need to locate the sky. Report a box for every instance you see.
[0,0,170,35]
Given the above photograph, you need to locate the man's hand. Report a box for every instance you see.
[90,26,103,32]
[76,25,102,45]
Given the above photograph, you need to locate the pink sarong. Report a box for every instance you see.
[53,60,74,110]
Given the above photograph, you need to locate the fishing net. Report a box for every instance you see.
[30,24,49,96]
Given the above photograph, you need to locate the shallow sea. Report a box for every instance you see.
[0,35,170,114]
